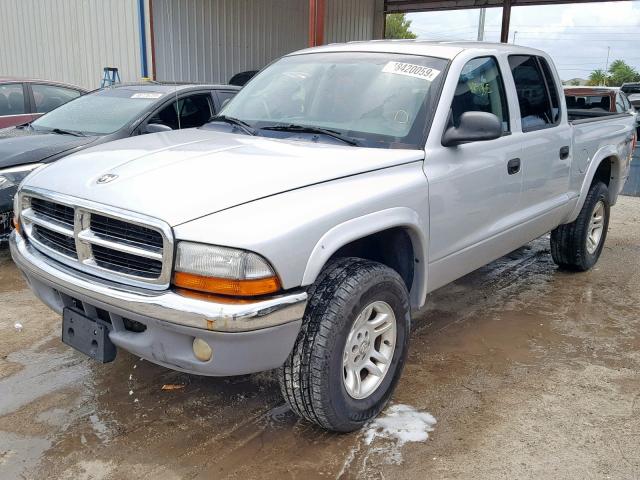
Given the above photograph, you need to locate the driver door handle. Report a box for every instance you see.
[559,146,570,160]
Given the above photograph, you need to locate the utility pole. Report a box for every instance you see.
[604,46,611,86]
[477,8,486,41]
[512,30,518,44]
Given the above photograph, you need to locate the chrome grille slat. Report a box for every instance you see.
[32,225,78,258]
[22,209,75,237]
[78,230,163,260]
[19,189,173,289]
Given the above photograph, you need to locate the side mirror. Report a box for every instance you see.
[442,111,503,147]
[142,123,173,134]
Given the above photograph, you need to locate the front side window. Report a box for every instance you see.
[0,83,26,115]
[616,93,625,113]
[450,56,509,133]
[220,52,449,149]
[32,84,81,113]
[151,94,213,129]
[509,55,555,131]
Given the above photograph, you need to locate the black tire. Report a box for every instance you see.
[278,257,411,432]
[550,181,610,271]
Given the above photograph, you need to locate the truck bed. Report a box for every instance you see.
[568,109,631,124]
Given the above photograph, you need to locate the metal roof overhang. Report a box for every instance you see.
[385,0,628,42]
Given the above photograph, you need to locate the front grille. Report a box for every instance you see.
[32,224,77,258]
[21,192,172,288]
[91,214,163,249]
[93,244,162,278]
[31,197,74,227]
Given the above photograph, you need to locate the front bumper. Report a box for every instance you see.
[10,231,307,376]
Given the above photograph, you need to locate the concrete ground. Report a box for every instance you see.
[1,196,639,480]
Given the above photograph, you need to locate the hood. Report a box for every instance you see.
[25,129,424,226]
[0,128,97,169]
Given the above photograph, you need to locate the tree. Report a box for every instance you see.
[608,59,640,87]
[385,13,417,39]
[587,69,608,86]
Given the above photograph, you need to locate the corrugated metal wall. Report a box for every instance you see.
[325,0,376,44]
[152,0,379,84]
[0,0,142,90]
[152,0,310,84]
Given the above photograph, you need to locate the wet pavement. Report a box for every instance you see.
[1,196,639,480]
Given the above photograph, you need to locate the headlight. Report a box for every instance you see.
[0,163,43,191]
[173,242,281,297]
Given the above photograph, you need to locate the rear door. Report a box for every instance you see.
[0,83,31,128]
[507,55,571,232]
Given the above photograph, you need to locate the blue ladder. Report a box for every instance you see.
[101,67,121,88]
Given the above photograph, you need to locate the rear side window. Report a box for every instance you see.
[0,83,26,115]
[32,84,81,113]
[450,56,510,133]
[615,93,625,113]
[538,58,561,122]
[509,55,556,131]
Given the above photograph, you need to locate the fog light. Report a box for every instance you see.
[193,337,212,362]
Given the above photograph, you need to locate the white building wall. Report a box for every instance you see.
[0,0,142,90]
[152,0,379,84]
[152,0,309,84]
[325,0,376,44]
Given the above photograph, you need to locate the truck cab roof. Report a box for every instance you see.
[293,40,549,61]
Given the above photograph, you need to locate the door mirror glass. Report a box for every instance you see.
[142,122,173,134]
[442,111,502,147]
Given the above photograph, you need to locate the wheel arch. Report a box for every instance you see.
[301,208,428,309]
[566,150,622,223]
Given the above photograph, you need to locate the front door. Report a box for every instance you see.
[425,56,524,291]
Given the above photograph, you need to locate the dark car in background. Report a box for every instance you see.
[0,78,87,129]
[0,82,240,242]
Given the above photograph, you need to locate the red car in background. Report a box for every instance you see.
[0,78,87,129]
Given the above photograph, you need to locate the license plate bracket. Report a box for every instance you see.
[62,307,117,363]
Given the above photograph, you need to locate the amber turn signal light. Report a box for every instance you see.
[173,271,281,297]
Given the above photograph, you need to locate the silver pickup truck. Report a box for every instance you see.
[10,42,637,432]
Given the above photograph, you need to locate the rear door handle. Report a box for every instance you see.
[559,146,570,160]
[507,158,521,175]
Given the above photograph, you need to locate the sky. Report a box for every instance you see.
[406,0,640,81]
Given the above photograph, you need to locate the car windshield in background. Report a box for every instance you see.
[31,89,161,135]
[621,85,640,95]
[220,52,448,149]
[565,94,612,111]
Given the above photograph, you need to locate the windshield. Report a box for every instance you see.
[31,89,160,135]
[621,85,640,95]
[220,52,448,149]
[565,94,612,111]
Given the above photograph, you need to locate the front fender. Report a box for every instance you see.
[301,207,428,309]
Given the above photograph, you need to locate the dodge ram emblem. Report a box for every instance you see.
[97,174,118,184]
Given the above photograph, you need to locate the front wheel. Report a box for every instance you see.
[278,258,410,432]
[550,181,610,271]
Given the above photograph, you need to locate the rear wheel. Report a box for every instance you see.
[278,257,410,432]
[550,181,610,271]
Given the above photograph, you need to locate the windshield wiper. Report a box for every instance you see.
[209,115,256,136]
[50,128,86,137]
[260,124,359,146]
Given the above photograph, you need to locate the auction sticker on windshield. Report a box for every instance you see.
[382,62,441,82]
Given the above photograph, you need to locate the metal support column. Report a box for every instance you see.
[500,0,511,43]
[308,0,325,47]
